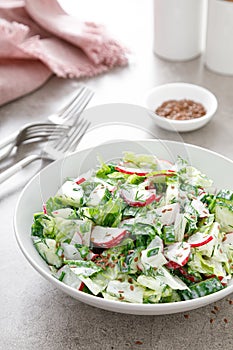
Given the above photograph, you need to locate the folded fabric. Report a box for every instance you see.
[0,0,128,106]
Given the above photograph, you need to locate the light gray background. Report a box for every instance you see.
[1,1,233,349]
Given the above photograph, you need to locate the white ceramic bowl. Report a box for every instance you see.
[14,139,233,315]
[144,83,218,132]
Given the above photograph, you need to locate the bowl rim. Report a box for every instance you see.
[145,82,218,125]
[13,139,233,314]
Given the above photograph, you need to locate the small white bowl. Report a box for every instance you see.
[144,83,218,132]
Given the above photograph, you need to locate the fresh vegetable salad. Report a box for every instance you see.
[31,152,233,304]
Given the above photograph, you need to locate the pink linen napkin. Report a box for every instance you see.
[0,0,128,106]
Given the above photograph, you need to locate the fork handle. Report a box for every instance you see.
[0,130,18,149]
[0,143,16,162]
[0,154,40,184]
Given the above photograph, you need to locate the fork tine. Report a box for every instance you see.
[0,121,91,184]
[54,86,87,123]
[54,86,86,122]
[52,118,85,151]
[25,125,68,136]
[48,87,94,125]
[16,124,68,145]
[62,120,91,153]
[53,118,89,153]
[22,122,68,131]
[67,89,94,124]
[0,125,67,162]
[0,86,94,163]
[69,121,90,153]
[22,130,68,143]
[41,119,90,162]
[16,123,67,138]
[62,119,89,151]
[50,87,93,149]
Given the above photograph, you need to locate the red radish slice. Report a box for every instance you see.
[79,282,85,291]
[157,159,174,170]
[88,252,99,261]
[115,165,149,176]
[74,169,93,184]
[188,222,219,248]
[198,189,207,199]
[178,266,200,283]
[204,275,226,286]
[75,177,86,185]
[154,195,162,202]
[187,231,214,248]
[146,170,176,183]
[164,242,191,267]
[166,261,181,270]
[91,226,128,248]
[205,274,223,281]
[43,203,47,214]
[120,188,156,207]
[217,276,228,286]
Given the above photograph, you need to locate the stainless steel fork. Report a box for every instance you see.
[0,86,94,160]
[0,117,90,184]
[0,123,69,162]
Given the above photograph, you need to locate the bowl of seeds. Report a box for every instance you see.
[144,83,218,132]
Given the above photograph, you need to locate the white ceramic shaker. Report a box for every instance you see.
[205,0,233,75]
[153,0,208,61]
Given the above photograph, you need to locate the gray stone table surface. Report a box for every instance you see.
[1,1,233,349]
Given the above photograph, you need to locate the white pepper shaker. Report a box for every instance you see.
[153,0,208,61]
[205,0,233,75]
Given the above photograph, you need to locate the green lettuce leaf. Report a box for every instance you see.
[31,213,56,238]
[79,197,124,227]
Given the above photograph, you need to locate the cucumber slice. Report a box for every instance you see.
[179,277,224,300]
[33,238,63,268]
